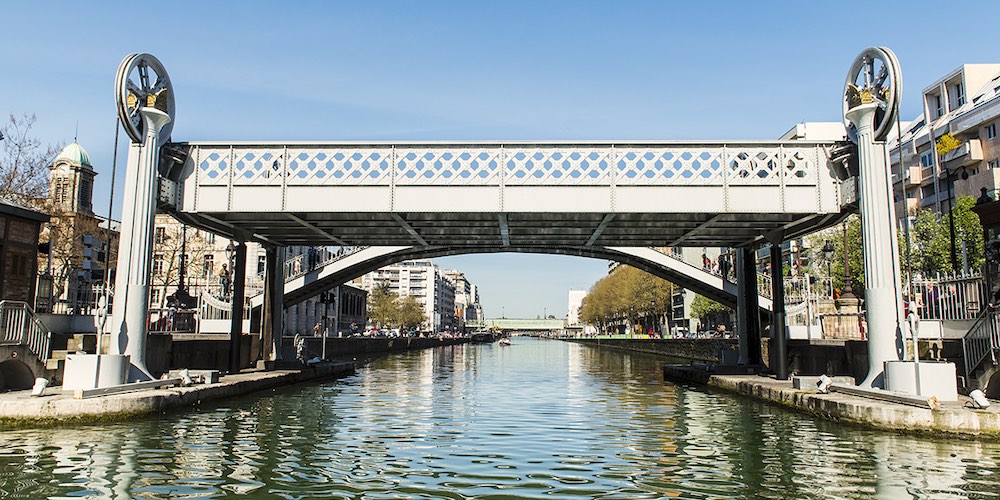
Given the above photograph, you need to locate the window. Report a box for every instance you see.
[920,151,935,168]
[203,254,214,278]
[151,289,160,304]
[257,255,266,275]
[989,160,999,170]
[205,233,215,244]
[934,94,944,117]
[154,227,166,244]
[79,178,93,210]
[987,124,996,139]
[955,83,965,107]
[153,254,164,274]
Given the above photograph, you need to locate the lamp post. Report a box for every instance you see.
[651,299,657,337]
[840,221,855,299]
[225,241,237,299]
[822,240,834,298]
[945,167,969,272]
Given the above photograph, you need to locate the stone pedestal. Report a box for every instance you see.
[884,360,958,401]
[62,354,129,391]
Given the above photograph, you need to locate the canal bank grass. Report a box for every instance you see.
[664,366,1000,439]
[0,362,355,429]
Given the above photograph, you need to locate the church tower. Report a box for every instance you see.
[49,143,96,215]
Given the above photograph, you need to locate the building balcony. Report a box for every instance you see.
[942,139,983,168]
[895,198,919,216]
[892,165,922,187]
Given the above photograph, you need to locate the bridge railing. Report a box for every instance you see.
[0,300,52,362]
[177,141,842,215]
[282,246,368,282]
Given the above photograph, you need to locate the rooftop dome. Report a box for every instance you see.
[55,143,91,167]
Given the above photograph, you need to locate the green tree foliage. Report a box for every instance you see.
[366,282,429,329]
[808,195,985,297]
[367,282,398,328]
[807,214,864,293]
[689,294,729,322]
[578,265,674,329]
[396,295,425,329]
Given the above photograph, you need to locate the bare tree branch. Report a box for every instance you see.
[0,114,60,208]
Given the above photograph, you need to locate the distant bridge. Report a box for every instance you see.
[467,318,567,331]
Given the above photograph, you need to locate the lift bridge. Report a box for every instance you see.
[156,140,856,309]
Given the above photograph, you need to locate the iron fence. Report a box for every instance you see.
[909,272,987,321]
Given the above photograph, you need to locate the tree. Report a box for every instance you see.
[807,195,986,298]
[689,294,730,325]
[397,295,425,329]
[367,282,397,328]
[578,265,674,332]
[0,114,59,208]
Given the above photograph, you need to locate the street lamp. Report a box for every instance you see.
[822,240,834,298]
[224,241,237,299]
[841,222,855,299]
[946,167,970,272]
[651,299,657,337]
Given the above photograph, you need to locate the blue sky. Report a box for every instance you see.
[4,1,1000,318]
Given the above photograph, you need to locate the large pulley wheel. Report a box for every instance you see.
[115,53,175,146]
[843,47,901,143]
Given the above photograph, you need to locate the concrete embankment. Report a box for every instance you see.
[663,365,1000,438]
[566,338,737,362]
[1,337,468,427]
[296,336,470,358]
[0,362,354,428]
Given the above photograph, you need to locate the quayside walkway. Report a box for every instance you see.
[0,362,353,427]
[663,366,1000,438]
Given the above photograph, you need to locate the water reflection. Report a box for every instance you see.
[0,338,998,498]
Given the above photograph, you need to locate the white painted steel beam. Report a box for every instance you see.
[166,140,849,248]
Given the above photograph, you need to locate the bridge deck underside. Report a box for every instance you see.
[181,211,843,248]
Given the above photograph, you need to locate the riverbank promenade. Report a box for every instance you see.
[663,365,1000,438]
[0,362,353,427]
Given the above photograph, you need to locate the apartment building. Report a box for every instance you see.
[361,260,458,332]
[890,64,1000,229]
[442,269,485,330]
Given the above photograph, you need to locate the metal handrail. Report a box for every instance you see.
[282,246,368,281]
[961,306,1000,381]
[0,300,52,362]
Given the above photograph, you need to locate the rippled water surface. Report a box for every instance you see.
[2,338,1000,498]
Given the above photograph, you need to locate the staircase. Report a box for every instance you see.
[0,300,52,363]
[960,308,1000,392]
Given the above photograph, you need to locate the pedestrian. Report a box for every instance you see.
[308,246,318,270]
[219,264,231,298]
[313,321,321,337]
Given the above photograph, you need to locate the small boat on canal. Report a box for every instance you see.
[470,330,498,343]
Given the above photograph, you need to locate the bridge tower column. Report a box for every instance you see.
[109,109,171,382]
[843,48,905,388]
[735,247,761,366]
[261,246,286,363]
[768,239,788,380]
[108,53,176,383]
[229,241,247,373]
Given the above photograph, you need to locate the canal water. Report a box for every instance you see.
[2,338,999,498]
